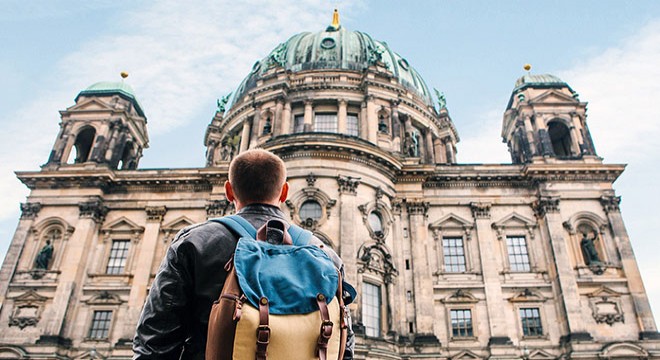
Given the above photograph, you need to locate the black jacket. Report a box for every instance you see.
[133,204,354,359]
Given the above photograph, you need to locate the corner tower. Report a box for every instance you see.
[502,73,597,164]
[45,77,149,170]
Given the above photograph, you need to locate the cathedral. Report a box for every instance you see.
[0,10,658,360]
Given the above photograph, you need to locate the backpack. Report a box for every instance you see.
[206,215,349,360]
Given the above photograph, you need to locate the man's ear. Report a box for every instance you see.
[225,181,236,202]
[278,182,289,203]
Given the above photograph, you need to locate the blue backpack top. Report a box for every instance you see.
[211,215,339,315]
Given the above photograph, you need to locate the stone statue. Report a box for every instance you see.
[378,114,388,133]
[403,131,420,157]
[367,44,384,66]
[581,232,601,265]
[434,88,446,109]
[216,92,232,113]
[262,117,272,135]
[34,240,53,270]
[268,42,287,68]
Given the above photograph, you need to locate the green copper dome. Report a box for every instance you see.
[232,26,434,107]
[514,74,567,90]
[76,81,145,117]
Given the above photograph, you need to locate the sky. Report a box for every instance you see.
[1,0,660,324]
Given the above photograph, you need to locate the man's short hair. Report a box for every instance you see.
[228,149,287,204]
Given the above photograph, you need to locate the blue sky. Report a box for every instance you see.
[2,0,660,323]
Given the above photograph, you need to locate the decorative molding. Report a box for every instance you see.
[145,206,167,222]
[470,202,491,219]
[508,288,547,303]
[533,196,560,218]
[337,175,361,195]
[405,199,429,217]
[588,287,624,326]
[491,212,537,240]
[84,291,125,305]
[600,195,621,214]
[206,199,234,218]
[78,198,108,223]
[357,242,398,284]
[429,214,473,241]
[306,172,317,187]
[20,202,42,220]
[8,290,48,329]
[441,289,479,304]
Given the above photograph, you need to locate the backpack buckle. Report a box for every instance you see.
[256,325,271,344]
[320,320,333,339]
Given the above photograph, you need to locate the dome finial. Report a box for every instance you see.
[330,8,340,30]
[120,71,129,82]
[523,63,532,72]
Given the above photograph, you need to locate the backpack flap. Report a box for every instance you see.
[234,238,339,315]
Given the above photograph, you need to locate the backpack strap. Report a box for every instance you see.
[212,215,257,239]
[287,224,313,246]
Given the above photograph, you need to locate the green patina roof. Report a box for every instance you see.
[76,81,145,117]
[514,74,567,90]
[231,26,434,108]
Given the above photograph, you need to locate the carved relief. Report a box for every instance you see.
[600,195,621,214]
[145,206,167,222]
[532,196,560,218]
[8,290,48,329]
[206,199,234,218]
[20,202,42,220]
[405,199,429,217]
[470,202,491,219]
[357,242,398,284]
[337,175,360,195]
[588,287,624,326]
[78,198,108,223]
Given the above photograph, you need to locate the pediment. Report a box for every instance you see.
[84,291,124,305]
[429,213,473,230]
[442,289,479,304]
[32,217,75,235]
[601,342,648,358]
[492,212,536,229]
[530,89,578,104]
[102,217,144,233]
[162,216,196,231]
[10,289,48,303]
[529,349,556,359]
[68,98,114,112]
[588,286,622,298]
[509,288,546,303]
[451,350,480,359]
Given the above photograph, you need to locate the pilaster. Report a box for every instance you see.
[280,101,291,135]
[338,99,348,134]
[600,195,659,339]
[240,120,251,152]
[365,95,377,143]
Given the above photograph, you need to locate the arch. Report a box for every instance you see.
[358,195,394,240]
[600,342,648,359]
[69,126,97,163]
[32,216,75,236]
[0,345,27,359]
[563,211,608,234]
[118,140,137,170]
[285,187,337,230]
[547,120,572,157]
[311,230,337,250]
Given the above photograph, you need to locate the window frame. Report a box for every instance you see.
[346,113,359,137]
[105,239,131,275]
[87,309,114,341]
[361,281,383,338]
[505,235,531,272]
[449,308,474,338]
[313,112,338,133]
[442,236,468,273]
[518,307,544,338]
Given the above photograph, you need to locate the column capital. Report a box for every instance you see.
[337,175,361,195]
[338,98,348,106]
[365,94,375,102]
[600,195,621,213]
[304,99,313,106]
[405,199,429,217]
[533,196,560,218]
[78,198,108,223]
[145,206,167,222]
[470,202,491,219]
[206,199,234,218]
[20,202,42,220]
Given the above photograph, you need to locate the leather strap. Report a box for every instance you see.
[315,294,333,360]
[256,297,270,360]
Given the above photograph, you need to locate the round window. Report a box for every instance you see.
[300,200,323,221]
[251,61,261,74]
[368,211,383,234]
[320,37,336,49]
[398,58,410,70]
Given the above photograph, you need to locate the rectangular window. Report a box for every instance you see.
[106,240,130,274]
[520,308,543,336]
[346,114,359,136]
[362,283,381,337]
[88,310,112,339]
[506,236,531,272]
[442,237,466,272]
[293,115,305,133]
[314,113,338,133]
[450,309,473,337]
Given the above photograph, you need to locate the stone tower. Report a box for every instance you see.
[502,74,598,164]
[44,80,149,170]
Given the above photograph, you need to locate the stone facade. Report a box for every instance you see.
[0,18,659,360]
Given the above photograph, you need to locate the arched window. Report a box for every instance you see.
[368,211,383,236]
[299,200,322,221]
[118,141,136,170]
[548,121,572,157]
[68,127,96,163]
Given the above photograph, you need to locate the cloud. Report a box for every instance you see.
[0,0,364,222]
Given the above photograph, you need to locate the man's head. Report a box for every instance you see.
[225,149,288,209]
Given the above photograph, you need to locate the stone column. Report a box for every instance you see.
[534,196,592,342]
[600,196,659,339]
[424,128,435,164]
[443,137,455,164]
[303,100,313,132]
[405,200,438,342]
[523,115,537,157]
[569,125,581,156]
[273,98,284,137]
[43,198,108,340]
[337,176,359,286]
[470,202,512,346]
[390,100,401,140]
[280,101,291,135]
[0,203,41,311]
[338,99,348,134]
[365,95,378,143]
[239,119,251,152]
[433,138,446,164]
[249,105,261,148]
[360,101,368,138]
[123,206,166,340]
